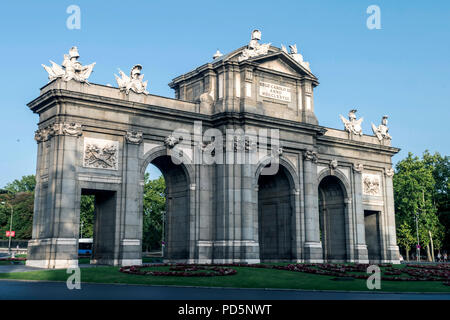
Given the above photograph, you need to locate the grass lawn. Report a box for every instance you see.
[0,262,449,293]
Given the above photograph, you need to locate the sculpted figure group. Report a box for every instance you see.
[41,39,392,142]
[340,109,392,142]
[42,46,149,95]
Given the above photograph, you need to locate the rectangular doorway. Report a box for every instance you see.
[80,189,117,264]
[364,210,381,261]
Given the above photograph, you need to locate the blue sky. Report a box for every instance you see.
[0,0,449,186]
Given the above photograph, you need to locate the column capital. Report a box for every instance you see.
[353,163,364,173]
[385,167,395,177]
[35,122,82,143]
[303,150,318,163]
[125,131,143,145]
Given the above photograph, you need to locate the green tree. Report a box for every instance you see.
[142,174,166,252]
[1,175,36,241]
[394,152,445,260]
[422,151,450,252]
[396,221,415,260]
[4,175,36,193]
[79,195,94,238]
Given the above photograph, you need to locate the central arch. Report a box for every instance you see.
[318,175,348,261]
[257,162,296,261]
[141,148,193,261]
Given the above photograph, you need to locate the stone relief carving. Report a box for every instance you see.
[385,167,395,177]
[340,109,363,136]
[34,122,82,143]
[83,138,118,170]
[273,146,283,156]
[362,173,381,196]
[372,115,392,142]
[329,159,338,169]
[125,131,143,145]
[289,44,311,71]
[42,46,95,84]
[304,150,318,163]
[164,135,179,149]
[115,64,149,95]
[199,91,214,109]
[353,163,364,173]
[281,44,311,70]
[238,29,271,62]
[56,122,82,136]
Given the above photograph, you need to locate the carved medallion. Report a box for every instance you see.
[362,173,381,196]
[83,138,118,170]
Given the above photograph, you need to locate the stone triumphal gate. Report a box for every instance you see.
[27,31,400,268]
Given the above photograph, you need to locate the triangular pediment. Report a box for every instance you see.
[223,47,317,81]
[248,51,317,81]
[258,58,299,76]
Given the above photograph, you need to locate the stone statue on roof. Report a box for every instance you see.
[372,115,392,141]
[42,46,96,84]
[238,29,271,62]
[340,109,364,136]
[115,64,149,95]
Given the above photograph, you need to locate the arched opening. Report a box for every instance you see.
[318,176,348,261]
[257,165,293,261]
[142,164,165,259]
[142,155,190,261]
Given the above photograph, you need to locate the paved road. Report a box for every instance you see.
[0,280,449,300]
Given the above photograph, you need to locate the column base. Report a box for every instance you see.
[354,244,369,264]
[384,245,401,264]
[26,259,78,269]
[303,242,323,263]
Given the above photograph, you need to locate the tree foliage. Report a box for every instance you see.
[394,152,447,259]
[142,174,166,252]
[79,195,94,238]
[4,175,36,193]
[0,175,36,240]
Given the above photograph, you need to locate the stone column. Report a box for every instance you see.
[302,151,323,262]
[119,131,143,266]
[27,123,82,269]
[384,168,400,263]
[353,164,369,263]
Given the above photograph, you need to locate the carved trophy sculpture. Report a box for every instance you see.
[372,115,392,142]
[288,44,310,71]
[115,64,149,95]
[42,46,96,84]
[238,29,271,62]
[340,109,363,136]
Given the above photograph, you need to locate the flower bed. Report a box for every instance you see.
[119,264,237,277]
[0,257,26,262]
[118,262,450,285]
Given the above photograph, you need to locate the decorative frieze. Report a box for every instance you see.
[83,137,118,170]
[125,131,143,145]
[34,122,82,143]
[362,173,381,196]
